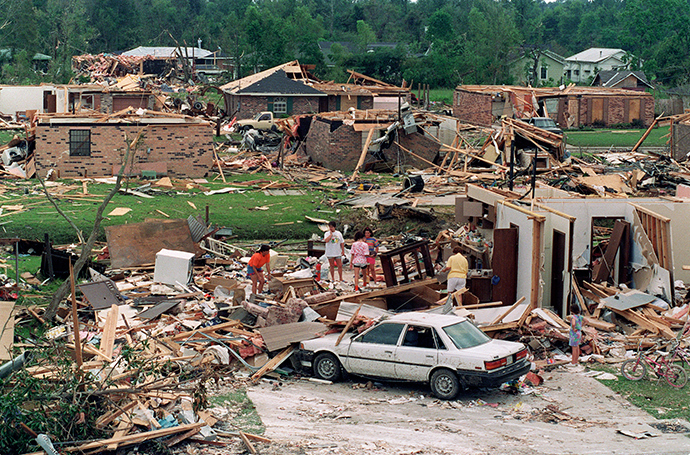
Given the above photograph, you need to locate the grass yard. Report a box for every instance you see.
[3,175,345,244]
[565,126,670,148]
[595,365,690,421]
[428,88,455,106]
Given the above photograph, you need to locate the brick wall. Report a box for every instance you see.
[36,122,214,178]
[228,95,321,119]
[393,129,441,169]
[302,117,364,171]
[453,89,492,126]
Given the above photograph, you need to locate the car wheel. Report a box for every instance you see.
[314,353,342,382]
[430,368,460,400]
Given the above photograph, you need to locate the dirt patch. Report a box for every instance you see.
[243,368,690,455]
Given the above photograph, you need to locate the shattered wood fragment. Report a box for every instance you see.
[250,345,295,382]
[67,422,206,452]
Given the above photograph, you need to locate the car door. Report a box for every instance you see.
[346,322,404,378]
[394,325,442,381]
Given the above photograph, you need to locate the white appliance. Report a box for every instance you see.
[153,249,196,286]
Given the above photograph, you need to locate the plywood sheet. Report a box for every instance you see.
[0,301,14,361]
[105,219,195,268]
[258,322,327,352]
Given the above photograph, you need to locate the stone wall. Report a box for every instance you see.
[36,122,214,178]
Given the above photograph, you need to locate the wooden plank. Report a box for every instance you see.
[104,219,195,269]
[571,279,591,317]
[70,422,205,451]
[350,127,376,182]
[336,303,363,346]
[258,322,327,352]
[239,431,258,455]
[250,345,295,382]
[69,261,82,368]
[0,301,14,361]
[101,304,119,359]
[490,297,526,325]
[95,400,137,429]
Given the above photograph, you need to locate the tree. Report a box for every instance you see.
[426,10,454,43]
[356,20,375,52]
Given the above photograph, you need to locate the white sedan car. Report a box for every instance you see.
[297,312,531,400]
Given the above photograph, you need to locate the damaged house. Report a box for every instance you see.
[221,61,410,120]
[34,111,214,179]
[0,84,158,121]
[457,183,683,319]
[453,85,654,129]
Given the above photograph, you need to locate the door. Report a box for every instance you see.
[394,325,441,381]
[590,98,604,123]
[550,230,566,315]
[346,322,403,378]
[492,228,518,306]
[43,91,57,113]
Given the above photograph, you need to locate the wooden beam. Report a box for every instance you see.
[350,127,376,182]
[336,303,362,346]
[250,345,295,382]
[69,261,82,368]
[490,296,526,325]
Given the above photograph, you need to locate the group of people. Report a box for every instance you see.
[324,221,379,291]
[247,224,586,368]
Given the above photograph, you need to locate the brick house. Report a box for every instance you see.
[35,113,214,179]
[453,85,654,128]
[221,61,326,119]
[221,61,409,119]
[591,70,653,91]
[298,111,439,171]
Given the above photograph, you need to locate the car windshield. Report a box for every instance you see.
[442,320,491,349]
[252,112,263,120]
[533,118,556,128]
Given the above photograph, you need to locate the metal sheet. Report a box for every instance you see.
[136,299,182,320]
[78,281,124,310]
[602,291,656,311]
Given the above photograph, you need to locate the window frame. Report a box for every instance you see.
[69,129,92,157]
[272,96,288,115]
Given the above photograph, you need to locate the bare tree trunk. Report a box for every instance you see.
[43,129,146,321]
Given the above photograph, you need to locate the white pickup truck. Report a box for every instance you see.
[233,111,277,132]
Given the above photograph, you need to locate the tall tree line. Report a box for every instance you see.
[1,0,690,87]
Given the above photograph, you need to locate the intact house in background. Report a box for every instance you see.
[221,61,410,120]
[0,84,158,122]
[453,85,654,128]
[34,112,213,179]
[509,49,566,87]
[592,70,653,91]
[120,46,233,80]
[564,48,631,84]
[456,183,682,318]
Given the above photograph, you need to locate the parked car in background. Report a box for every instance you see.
[297,312,531,400]
[524,116,563,136]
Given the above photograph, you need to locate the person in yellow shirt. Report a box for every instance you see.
[441,247,468,293]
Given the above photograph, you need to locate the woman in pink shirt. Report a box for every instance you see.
[350,231,369,291]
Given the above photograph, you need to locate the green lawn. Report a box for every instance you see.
[3,174,348,244]
[565,127,670,148]
[428,88,455,105]
[595,365,690,421]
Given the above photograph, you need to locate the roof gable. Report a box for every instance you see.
[566,48,626,63]
[235,70,324,96]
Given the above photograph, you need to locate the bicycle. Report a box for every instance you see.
[620,342,688,388]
